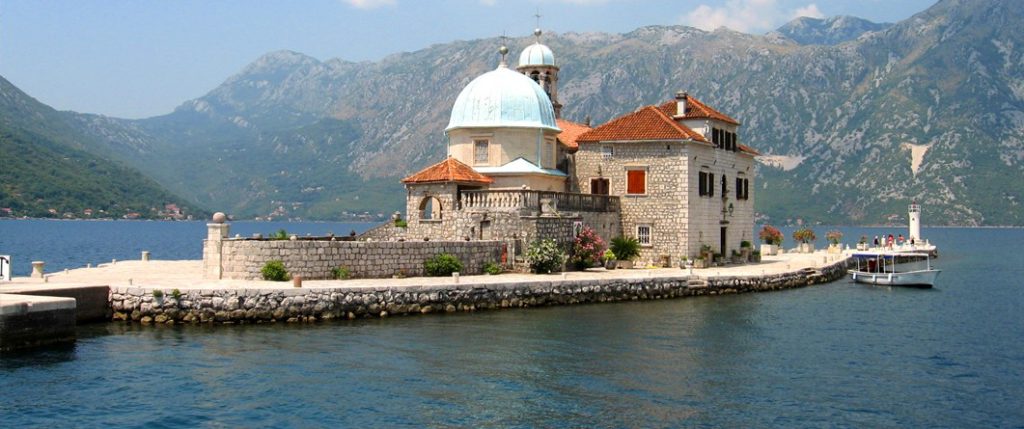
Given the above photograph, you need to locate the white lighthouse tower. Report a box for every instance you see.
[908,201,921,242]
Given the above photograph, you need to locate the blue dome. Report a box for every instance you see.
[518,43,556,67]
[446,65,558,132]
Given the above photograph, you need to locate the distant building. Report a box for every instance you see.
[387,26,760,265]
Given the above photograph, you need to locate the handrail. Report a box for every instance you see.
[458,190,619,213]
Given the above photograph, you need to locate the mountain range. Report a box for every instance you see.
[2,0,1021,225]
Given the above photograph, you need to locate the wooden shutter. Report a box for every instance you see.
[627,170,646,194]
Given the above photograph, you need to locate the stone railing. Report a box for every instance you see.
[459,190,619,214]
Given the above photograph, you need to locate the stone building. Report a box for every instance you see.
[391,27,759,266]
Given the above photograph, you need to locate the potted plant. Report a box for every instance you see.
[857,235,868,251]
[740,240,752,261]
[602,249,617,269]
[730,249,744,264]
[751,250,762,263]
[793,227,817,253]
[610,236,641,269]
[700,243,715,264]
[680,255,692,269]
[693,256,707,269]
[825,230,843,253]
[759,225,783,256]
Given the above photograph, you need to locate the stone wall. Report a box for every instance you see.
[215,239,503,280]
[112,258,852,324]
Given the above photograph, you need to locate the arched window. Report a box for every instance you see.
[419,196,443,220]
[530,71,540,83]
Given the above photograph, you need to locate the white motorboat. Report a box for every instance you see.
[848,251,941,288]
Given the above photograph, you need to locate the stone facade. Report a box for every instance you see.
[204,223,503,280]
[575,140,756,265]
[112,258,852,324]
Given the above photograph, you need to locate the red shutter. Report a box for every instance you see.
[627,170,646,194]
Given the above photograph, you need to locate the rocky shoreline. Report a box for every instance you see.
[110,259,852,324]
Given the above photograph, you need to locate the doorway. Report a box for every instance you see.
[590,178,609,195]
[720,226,727,256]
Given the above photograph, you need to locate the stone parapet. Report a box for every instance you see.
[216,240,503,280]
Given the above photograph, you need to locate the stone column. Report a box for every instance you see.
[203,212,230,280]
[31,261,45,279]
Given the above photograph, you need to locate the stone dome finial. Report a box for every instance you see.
[212,212,227,224]
[534,28,542,39]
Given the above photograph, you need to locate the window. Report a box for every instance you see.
[590,178,609,195]
[721,175,728,197]
[601,145,614,158]
[698,171,715,197]
[626,169,646,195]
[474,140,489,165]
[736,177,750,200]
[709,173,715,197]
[637,225,652,246]
[542,140,553,168]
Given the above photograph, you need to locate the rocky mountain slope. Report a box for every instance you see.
[33,0,1024,225]
[769,16,892,45]
[0,76,204,219]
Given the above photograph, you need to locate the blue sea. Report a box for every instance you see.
[1,221,1022,427]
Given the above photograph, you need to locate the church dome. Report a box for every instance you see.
[446,65,559,132]
[518,42,555,67]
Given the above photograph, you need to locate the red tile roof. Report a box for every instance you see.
[401,157,494,184]
[556,119,591,152]
[657,95,740,125]
[577,106,708,143]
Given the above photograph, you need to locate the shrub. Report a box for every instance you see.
[269,229,289,240]
[261,260,290,281]
[394,219,408,228]
[331,266,351,280]
[826,230,843,245]
[602,249,616,262]
[526,239,567,274]
[171,288,182,300]
[793,227,816,244]
[424,253,463,277]
[484,261,502,275]
[759,225,783,245]
[610,236,641,260]
[152,289,163,298]
[570,226,606,269]
[740,240,752,248]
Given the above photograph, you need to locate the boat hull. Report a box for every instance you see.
[848,269,941,288]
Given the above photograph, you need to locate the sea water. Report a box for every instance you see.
[0,222,1022,427]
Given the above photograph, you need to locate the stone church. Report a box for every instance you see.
[392,28,760,266]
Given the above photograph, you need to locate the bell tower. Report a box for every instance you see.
[517,15,561,118]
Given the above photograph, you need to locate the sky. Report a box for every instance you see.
[0,0,936,119]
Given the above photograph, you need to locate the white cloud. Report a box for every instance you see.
[683,0,826,33]
[479,0,498,5]
[793,3,824,19]
[344,0,396,9]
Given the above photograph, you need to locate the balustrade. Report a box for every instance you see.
[458,190,619,213]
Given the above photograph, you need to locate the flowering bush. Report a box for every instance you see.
[793,227,817,244]
[825,230,843,245]
[526,239,567,274]
[570,226,606,269]
[759,225,783,245]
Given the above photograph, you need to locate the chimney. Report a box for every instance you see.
[584,115,591,127]
[675,91,688,117]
